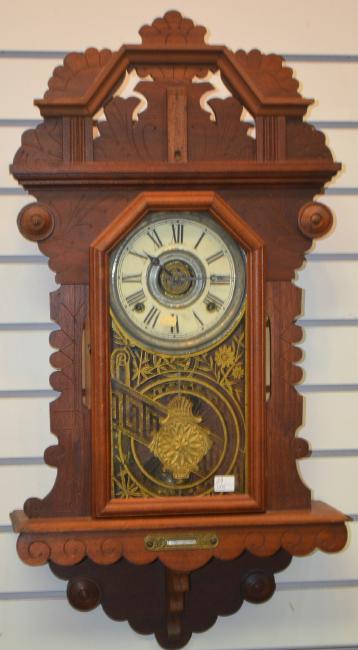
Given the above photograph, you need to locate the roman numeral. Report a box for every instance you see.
[170,314,179,334]
[126,289,146,306]
[122,274,142,283]
[172,223,184,244]
[147,229,163,248]
[144,305,160,328]
[210,274,231,285]
[194,231,206,249]
[206,251,224,265]
[193,310,204,328]
[204,293,224,309]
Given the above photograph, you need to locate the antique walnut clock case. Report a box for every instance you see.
[11,11,348,649]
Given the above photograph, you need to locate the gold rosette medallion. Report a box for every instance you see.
[149,396,213,479]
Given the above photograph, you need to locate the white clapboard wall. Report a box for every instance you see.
[0,1,357,649]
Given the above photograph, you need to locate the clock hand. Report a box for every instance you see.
[167,272,229,283]
[145,253,174,278]
[145,253,160,266]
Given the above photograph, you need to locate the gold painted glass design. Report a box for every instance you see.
[109,211,247,498]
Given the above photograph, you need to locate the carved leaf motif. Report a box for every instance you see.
[94,83,167,162]
[94,96,145,161]
[235,49,301,98]
[139,10,207,46]
[44,48,115,99]
[36,193,119,283]
[13,119,62,166]
[95,81,256,163]
[189,96,256,160]
[287,120,333,160]
[135,63,209,82]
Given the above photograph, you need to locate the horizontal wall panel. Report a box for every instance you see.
[280,520,357,583]
[1,325,357,394]
[1,57,358,122]
[0,464,56,526]
[208,587,358,650]
[0,396,52,457]
[0,195,37,256]
[295,62,358,122]
[297,261,358,319]
[1,0,358,53]
[0,59,59,120]
[323,129,358,189]
[2,391,356,461]
[299,326,358,384]
[2,521,356,593]
[2,391,355,460]
[0,331,53,391]
[0,264,56,323]
[312,195,358,255]
[298,456,358,513]
[301,391,358,450]
[1,587,358,649]
[0,534,61,592]
[1,127,28,188]
[1,457,355,526]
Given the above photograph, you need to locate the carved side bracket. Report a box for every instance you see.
[50,551,291,649]
[24,285,91,518]
[266,280,310,509]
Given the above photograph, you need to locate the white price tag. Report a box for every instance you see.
[214,475,235,493]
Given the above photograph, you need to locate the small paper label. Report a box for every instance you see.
[214,475,235,492]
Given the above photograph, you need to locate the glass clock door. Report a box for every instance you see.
[109,210,247,499]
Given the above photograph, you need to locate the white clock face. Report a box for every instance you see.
[110,211,246,354]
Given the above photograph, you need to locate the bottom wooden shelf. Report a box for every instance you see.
[10,501,349,649]
[11,500,348,569]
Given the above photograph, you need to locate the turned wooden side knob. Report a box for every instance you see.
[298,202,334,238]
[17,202,55,241]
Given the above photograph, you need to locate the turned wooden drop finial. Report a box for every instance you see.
[298,201,334,238]
[241,569,276,603]
[67,577,101,611]
[17,203,55,241]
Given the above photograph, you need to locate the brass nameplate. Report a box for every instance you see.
[144,532,218,551]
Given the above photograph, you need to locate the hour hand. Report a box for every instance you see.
[146,253,173,277]
[145,253,160,265]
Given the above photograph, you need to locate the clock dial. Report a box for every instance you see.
[110,211,246,354]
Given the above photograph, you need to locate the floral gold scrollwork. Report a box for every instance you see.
[110,309,246,498]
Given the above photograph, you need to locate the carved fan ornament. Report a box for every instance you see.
[11,11,348,650]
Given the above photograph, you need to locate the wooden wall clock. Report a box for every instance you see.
[11,11,349,649]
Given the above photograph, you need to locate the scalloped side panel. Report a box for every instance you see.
[24,285,91,518]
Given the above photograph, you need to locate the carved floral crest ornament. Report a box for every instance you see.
[11,11,349,649]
